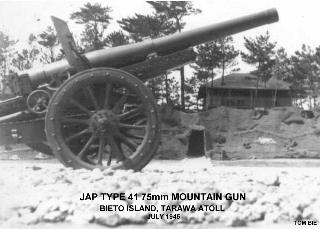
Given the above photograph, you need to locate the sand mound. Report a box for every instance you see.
[156,105,320,160]
[200,106,320,160]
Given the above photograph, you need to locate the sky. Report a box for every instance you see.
[0,0,320,75]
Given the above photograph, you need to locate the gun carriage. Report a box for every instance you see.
[0,9,279,170]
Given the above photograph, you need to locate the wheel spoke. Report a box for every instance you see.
[116,132,138,152]
[135,118,147,125]
[78,135,95,159]
[108,136,127,162]
[119,123,146,130]
[104,83,112,109]
[61,117,88,125]
[97,136,106,165]
[112,94,128,113]
[84,86,100,111]
[66,128,89,143]
[119,106,143,121]
[122,131,144,140]
[107,135,120,165]
[69,98,92,116]
[115,139,126,162]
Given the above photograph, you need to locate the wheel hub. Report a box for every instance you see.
[90,110,119,135]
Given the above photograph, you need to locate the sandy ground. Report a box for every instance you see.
[0,222,295,229]
[1,149,320,228]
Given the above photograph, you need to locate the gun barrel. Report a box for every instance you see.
[23,8,279,88]
[153,8,279,54]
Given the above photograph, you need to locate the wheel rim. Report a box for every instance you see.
[45,68,159,170]
[26,142,53,156]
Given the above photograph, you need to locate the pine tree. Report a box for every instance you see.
[36,27,60,63]
[185,76,201,111]
[215,37,239,85]
[0,31,17,98]
[105,31,129,47]
[70,2,112,50]
[118,14,174,41]
[118,13,175,103]
[272,47,293,83]
[192,42,217,85]
[147,1,201,110]
[291,45,319,109]
[192,37,239,85]
[0,31,17,75]
[11,48,39,71]
[241,31,277,86]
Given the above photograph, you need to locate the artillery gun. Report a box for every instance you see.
[0,9,279,170]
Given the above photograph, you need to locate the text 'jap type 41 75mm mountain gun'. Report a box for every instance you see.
[0,8,279,170]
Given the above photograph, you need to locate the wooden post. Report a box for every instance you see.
[273,89,278,107]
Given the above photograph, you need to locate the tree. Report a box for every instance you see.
[272,47,293,83]
[11,34,40,71]
[11,48,40,71]
[216,37,239,85]
[164,73,180,105]
[291,45,319,109]
[0,31,17,97]
[147,1,201,110]
[118,14,175,104]
[36,27,61,63]
[192,37,239,86]
[105,31,129,47]
[11,27,61,73]
[147,1,201,31]
[191,37,239,110]
[185,75,202,111]
[192,42,217,85]
[241,31,277,86]
[70,2,112,50]
[118,14,174,42]
[0,31,17,75]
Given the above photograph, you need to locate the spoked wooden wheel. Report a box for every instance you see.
[45,68,160,170]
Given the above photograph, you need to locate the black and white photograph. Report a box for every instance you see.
[0,0,320,228]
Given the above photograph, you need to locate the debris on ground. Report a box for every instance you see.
[0,162,319,227]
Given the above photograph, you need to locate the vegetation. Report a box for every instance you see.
[192,37,239,86]
[70,2,112,50]
[146,1,201,110]
[241,31,277,87]
[1,2,320,111]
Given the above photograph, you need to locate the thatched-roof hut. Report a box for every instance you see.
[198,73,292,109]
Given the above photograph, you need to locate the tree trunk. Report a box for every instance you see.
[221,62,225,86]
[221,43,225,86]
[309,96,312,110]
[180,67,185,111]
[254,77,259,109]
[196,98,199,111]
[50,48,54,63]
[165,73,169,104]
[211,70,214,87]
[93,22,99,50]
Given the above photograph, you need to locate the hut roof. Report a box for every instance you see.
[203,73,290,90]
